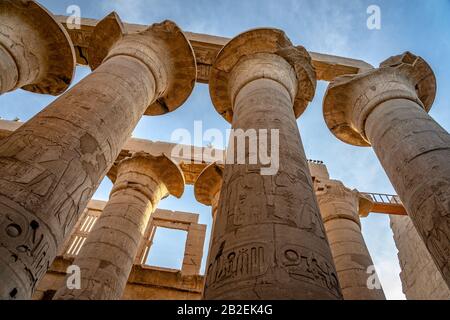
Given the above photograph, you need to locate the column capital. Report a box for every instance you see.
[323,52,436,146]
[111,152,185,200]
[209,28,316,123]
[315,179,374,225]
[194,162,224,207]
[88,12,197,116]
[0,0,76,94]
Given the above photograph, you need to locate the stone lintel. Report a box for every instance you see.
[54,15,374,83]
[0,119,384,195]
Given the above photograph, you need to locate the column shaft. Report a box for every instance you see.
[205,43,341,298]
[0,13,195,299]
[323,52,449,289]
[365,98,450,287]
[0,55,156,300]
[53,155,168,300]
[316,182,385,300]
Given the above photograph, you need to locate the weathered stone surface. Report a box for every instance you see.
[0,0,75,95]
[53,152,185,300]
[323,52,450,289]
[0,12,196,299]
[54,15,375,83]
[32,201,206,300]
[390,215,450,300]
[32,257,204,300]
[0,119,363,186]
[315,179,385,300]
[204,29,342,300]
[194,162,224,219]
[194,163,224,259]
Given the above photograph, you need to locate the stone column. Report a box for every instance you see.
[323,52,450,288]
[194,163,224,224]
[53,152,185,300]
[0,13,196,299]
[204,29,342,300]
[390,214,450,300]
[194,163,224,255]
[315,179,386,300]
[0,0,75,95]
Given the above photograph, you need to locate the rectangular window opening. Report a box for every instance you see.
[144,227,187,271]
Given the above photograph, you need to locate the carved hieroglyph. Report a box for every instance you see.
[0,12,196,299]
[323,52,450,288]
[0,0,75,95]
[315,179,386,300]
[53,152,185,300]
[204,29,342,300]
[390,215,450,300]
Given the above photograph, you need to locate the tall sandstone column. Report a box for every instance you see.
[194,163,224,253]
[53,152,185,300]
[204,29,342,299]
[390,215,450,299]
[0,0,75,95]
[0,13,196,299]
[323,52,450,288]
[315,179,386,300]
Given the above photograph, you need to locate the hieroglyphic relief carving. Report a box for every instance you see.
[53,152,185,300]
[204,28,341,300]
[0,212,51,294]
[206,243,269,289]
[221,169,326,239]
[323,52,450,288]
[279,244,340,296]
[0,11,196,299]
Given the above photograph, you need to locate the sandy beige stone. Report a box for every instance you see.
[390,215,450,300]
[53,152,185,300]
[0,0,75,95]
[315,179,385,300]
[204,29,342,300]
[194,163,224,220]
[54,15,375,83]
[194,163,224,260]
[323,52,450,289]
[33,257,204,300]
[0,12,196,300]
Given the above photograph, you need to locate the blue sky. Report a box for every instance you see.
[1,0,450,299]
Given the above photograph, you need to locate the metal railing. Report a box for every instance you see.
[361,192,402,205]
[360,192,406,215]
